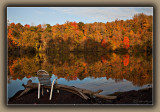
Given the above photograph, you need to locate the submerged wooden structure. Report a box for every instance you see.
[19,79,117,101]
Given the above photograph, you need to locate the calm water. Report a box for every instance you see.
[7,52,152,99]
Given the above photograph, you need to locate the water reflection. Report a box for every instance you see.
[123,54,129,66]
[8,52,152,98]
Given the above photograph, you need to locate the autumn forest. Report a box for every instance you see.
[8,13,153,87]
[8,13,152,55]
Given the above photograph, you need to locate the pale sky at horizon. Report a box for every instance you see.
[7,7,153,26]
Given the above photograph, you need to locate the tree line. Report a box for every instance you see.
[8,13,152,55]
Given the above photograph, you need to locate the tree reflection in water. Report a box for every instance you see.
[8,52,152,87]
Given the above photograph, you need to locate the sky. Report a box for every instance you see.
[7,7,153,26]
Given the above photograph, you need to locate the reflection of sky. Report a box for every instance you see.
[8,77,28,99]
[8,74,152,99]
[8,77,39,99]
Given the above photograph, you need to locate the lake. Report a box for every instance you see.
[7,52,152,99]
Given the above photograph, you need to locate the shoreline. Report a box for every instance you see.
[8,87,152,105]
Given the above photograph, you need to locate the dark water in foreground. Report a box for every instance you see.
[7,52,152,99]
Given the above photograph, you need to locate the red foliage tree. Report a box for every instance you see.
[71,21,77,28]
[123,36,130,49]
[24,24,30,28]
